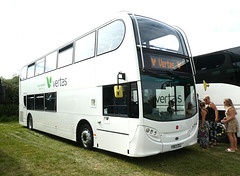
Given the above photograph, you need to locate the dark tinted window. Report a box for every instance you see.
[103,82,139,118]
[26,92,57,112]
[103,84,128,116]
[130,82,139,118]
[195,54,225,71]
[24,96,27,107]
[45,92,57,111]
[194,47,240,86]
[27,95,35,110]
[35,94,44,110]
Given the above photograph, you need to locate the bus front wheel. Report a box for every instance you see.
[79,124,93,150]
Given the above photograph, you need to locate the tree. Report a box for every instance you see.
[0,75,19,105]
[0,76,19,119]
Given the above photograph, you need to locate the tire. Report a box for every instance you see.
[79,124,93,150]
[27,115,33,130]
[216,123,228,143]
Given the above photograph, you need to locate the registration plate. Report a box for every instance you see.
[171,143,182,149]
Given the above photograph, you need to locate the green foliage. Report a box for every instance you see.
[0,104,18,118]
[0,76,19,121]
[0,75,19,105]
[0,115,18,122]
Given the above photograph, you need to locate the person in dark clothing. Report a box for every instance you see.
[167,100,174,114]
[203,96,219,147]
[143,96,153,115]
[199,101,210,149]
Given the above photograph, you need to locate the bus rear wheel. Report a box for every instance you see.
[79,124,93,150]
[27,115,33,130]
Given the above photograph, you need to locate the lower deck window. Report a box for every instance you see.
[45,92,57,111]
[27,95,35,110]
[103,82,139,118]
[25,92,57,112]
[35,94,44,110]
[103,85,127,116]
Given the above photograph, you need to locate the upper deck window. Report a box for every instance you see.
[27,63,35,78]
[45,51,57,72]
[20,66,27,81]
[75,32,95,62]
[97,20,125,55]
[35,58,45,76]
[58,43,73,68]
[132,15,187,56]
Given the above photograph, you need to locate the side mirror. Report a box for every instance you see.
[114,72,126,98]
[203,80,210,91]
[114,85,123,98]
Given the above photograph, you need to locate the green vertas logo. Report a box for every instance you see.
[46,76,52,88]
[46,76,67,88]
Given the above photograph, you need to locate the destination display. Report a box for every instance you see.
[141,51,188,71]
[150,56,185,70]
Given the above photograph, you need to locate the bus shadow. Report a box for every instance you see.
[25,127,79,147]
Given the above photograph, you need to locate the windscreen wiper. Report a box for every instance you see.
[143,69,192,79]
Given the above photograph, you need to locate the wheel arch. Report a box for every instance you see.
[76,119,93,142]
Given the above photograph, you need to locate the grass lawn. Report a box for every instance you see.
[0,121,240,176]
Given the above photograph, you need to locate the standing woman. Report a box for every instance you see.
[203,96,218,146]
[221,98,239,152]
[199,101,210,149]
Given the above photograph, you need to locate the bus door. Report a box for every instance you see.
[96,82,139,154]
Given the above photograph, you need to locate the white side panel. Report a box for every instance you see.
[95,130,129,155]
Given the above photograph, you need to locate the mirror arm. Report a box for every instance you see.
[117,72,126,87]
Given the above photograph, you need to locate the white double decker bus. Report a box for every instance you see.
[194,46,240,137]
[19,12,198,157]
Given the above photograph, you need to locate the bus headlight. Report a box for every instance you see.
[145,127,161,142]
